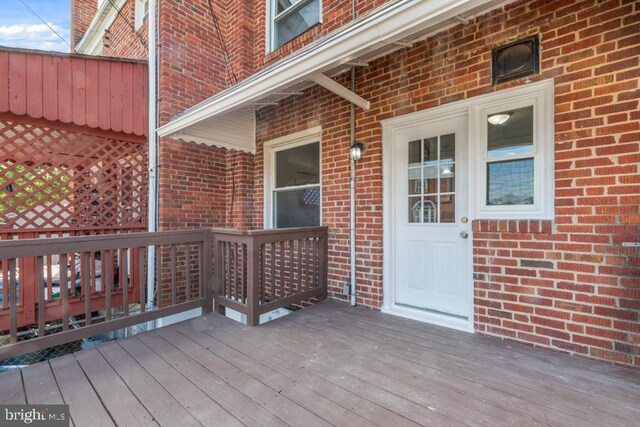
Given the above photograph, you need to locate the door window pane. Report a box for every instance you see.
[424,137,438,163]
[408,196,421,223]
[275,188,320,228]
[275,142,319,188]
[422,196,438,223]
[408,140,421,165]
[487,158,534,205]
[408,168,421,195]
[440,133,455,162]
[440,195,455,223]
[440,163,455,193]
[407,133,456,223]
[488,106,534,158]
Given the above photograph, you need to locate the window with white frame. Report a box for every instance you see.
[265,131,321,228]
[269,0,321,51]
[135,0,149,30]
[475,81,554,219]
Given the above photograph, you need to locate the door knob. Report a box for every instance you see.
[460,231,469,239]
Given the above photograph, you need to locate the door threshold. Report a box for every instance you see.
[382,303,474,333]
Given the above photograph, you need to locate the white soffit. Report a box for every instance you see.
[171,110,257,153]
[157,0,500,151]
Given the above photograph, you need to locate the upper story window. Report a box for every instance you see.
[135,0,149,30]
[270,0,321,51]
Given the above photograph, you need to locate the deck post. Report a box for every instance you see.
[202,229,213,314]
[319,230,328,301]
[246,238,260,326]
[212,233,225,315]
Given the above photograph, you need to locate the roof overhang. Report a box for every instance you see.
[157,0,502,152]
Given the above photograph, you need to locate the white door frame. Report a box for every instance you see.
[382,103,475,332]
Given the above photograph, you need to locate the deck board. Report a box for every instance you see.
[199,321,420,426]
[1,300,639,427]
[21,361,65,405]
[48,354,115,427]
[116,335,241,427]
[95,341,201,427]
[0,368,25,404]
[168,320,373,427]
[74,347,157,426]
[148,328,330,427]
[282,303,636,425]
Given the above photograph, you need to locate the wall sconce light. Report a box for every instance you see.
[488,113,510,125]
[349,142,366,161]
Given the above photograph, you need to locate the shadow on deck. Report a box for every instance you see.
[1,300,638,426]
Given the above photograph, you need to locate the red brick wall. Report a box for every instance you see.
[225,150,258,229]
[79,0,639,366]
[101,0,148,61]
[255,0,640,366]
[71,0,97,48]
[158,0,229,122]
[158,138,227,230]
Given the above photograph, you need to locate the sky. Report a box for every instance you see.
[0,0,72,52]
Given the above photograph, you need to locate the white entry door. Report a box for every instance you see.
[390,113,471,328]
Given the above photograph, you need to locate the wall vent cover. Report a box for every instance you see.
[492,35,539,85]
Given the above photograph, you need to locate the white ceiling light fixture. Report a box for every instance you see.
[488,113,510,125]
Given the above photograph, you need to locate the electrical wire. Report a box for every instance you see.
[204,0,239,226]
[106,0,149,52]
[206,0,238,86]
[16,0,75,52]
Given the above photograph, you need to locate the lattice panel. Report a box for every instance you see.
[0,121,147,230]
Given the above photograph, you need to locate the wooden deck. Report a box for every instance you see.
[1,300,638,426]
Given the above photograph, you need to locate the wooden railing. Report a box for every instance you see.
[0,229,212,361]
[213,227,328,326]
[0,227,146,330]
[0,226,328,360]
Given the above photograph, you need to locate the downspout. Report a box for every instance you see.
[147,0,158,311]
[349,0,357,307]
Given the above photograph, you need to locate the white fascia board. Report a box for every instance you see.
[157,0,494,138]
[75,0,126,55]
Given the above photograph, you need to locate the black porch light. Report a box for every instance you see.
[349,142,366,161]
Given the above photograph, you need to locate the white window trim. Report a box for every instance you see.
[263,126,322,228]
[266,0,323,53]
[472,81,554,219]
[135,0,149,30]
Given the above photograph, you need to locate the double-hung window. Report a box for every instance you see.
[270,0,321,50]
[265,129,321,228]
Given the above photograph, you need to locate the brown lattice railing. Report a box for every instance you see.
[213,227,328,326]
